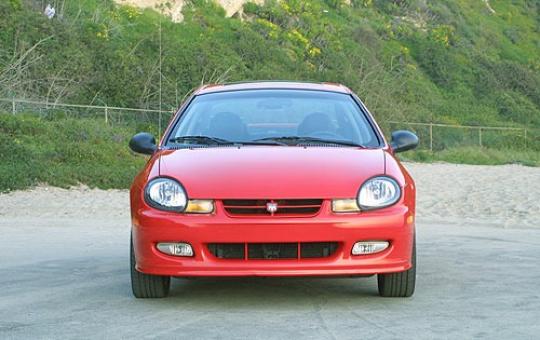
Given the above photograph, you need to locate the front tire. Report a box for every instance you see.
[131,237,170,298]
[377,240,416,297]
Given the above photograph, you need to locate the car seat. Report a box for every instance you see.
[208,112,248,141]
[297,112,333,136]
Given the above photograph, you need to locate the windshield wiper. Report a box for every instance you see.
[252,136,366,148]
[169,135,286,146]
[169,135,235,145]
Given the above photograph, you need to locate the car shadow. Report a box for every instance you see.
[150,276,382,309]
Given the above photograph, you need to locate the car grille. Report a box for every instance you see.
[222,199,323,217]
[207,242,339,260]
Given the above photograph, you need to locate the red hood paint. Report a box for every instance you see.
[158,147,385,199]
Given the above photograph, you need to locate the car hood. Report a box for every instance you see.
[158,147,385,199]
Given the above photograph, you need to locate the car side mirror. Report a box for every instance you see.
[390,130,419,153]
[129,132,157,155]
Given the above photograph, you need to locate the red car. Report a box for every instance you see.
[129,81,419,298]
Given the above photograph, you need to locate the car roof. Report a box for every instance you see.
[194,81,352,95]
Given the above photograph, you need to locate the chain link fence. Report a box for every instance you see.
[0,98,175,138]
[2,97,539,151]
[380,121,538,152]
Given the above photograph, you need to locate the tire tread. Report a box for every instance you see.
[130,238,170,298]
[377,240,416,297]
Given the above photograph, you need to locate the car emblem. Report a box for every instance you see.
[266,202,278,214]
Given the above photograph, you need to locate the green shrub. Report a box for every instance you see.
[0,115,145,192]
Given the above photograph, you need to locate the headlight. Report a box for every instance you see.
[145,177,188,212]
[358,176,401,210]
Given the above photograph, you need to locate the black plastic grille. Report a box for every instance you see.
[222,199,323,217]
[248,243,297,259]
[300,242,339,258]
[208,242,338,260]
[207,243,244,259]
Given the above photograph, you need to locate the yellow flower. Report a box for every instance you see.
[431,25,454,47]
[308,47,321,57]
[288,29,309,47]
[96,25,109,40]
[256,18,278,31]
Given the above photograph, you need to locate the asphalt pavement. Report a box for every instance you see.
[0,216,538,339]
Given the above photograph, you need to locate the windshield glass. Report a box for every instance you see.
[167,90,380,147]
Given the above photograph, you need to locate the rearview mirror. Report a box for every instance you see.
[129,132,157,155]
[390,130,419,153]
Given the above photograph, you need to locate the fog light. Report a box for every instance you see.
[157,242,194,257]
[351,241,389,255]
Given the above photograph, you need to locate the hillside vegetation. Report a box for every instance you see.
[0,0,539,191]
[3,0,540,125]
[0,114,145,191]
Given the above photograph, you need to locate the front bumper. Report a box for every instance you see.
[132,201,415,277]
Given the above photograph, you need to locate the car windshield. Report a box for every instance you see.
[167,89,380,147]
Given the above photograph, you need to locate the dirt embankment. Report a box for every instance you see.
[113,0,265,22]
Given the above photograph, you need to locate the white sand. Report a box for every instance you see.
[0,163,538,228]
[404,163,540,228]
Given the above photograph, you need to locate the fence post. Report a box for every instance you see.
[429,123,433,152]
[479,128,482,147]
[104,105,108,124]
[12,97,16,115]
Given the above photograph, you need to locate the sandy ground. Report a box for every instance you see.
[1,162,538,228]
[0,163,539,339]
[406,163,540,228]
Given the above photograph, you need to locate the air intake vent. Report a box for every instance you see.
[222,199,323,217]
[248,243,297,259]
[300,242,338,258]
[207,242,339,260]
